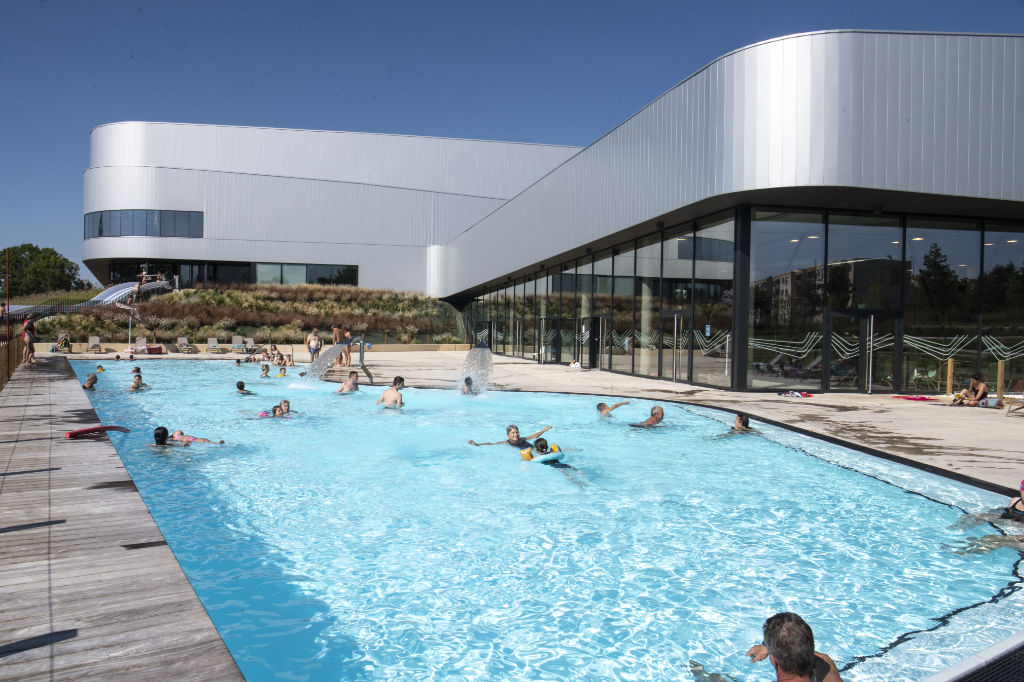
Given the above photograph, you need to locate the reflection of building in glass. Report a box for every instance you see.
[82,31,1024,392]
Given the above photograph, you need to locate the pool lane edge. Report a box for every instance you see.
[0,356,244,680]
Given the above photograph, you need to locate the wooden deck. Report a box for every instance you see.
[0,358,242,681]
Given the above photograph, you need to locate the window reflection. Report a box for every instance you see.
[903,219,980,392]
[662,224,693,382]
[693,214,734,388]
[83,210,204,239]
[981,222,1024,394]
[747,211,823,390]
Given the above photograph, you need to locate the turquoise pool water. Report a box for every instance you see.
[73,359,1024,681]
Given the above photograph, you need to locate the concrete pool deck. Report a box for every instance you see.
[1,350,1021,678]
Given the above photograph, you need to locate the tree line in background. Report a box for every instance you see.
[0,244,91,297]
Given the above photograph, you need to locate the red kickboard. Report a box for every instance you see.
[65,425,130,439]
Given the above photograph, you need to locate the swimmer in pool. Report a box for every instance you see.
[234,359,241,367]
[171,429,224,446]
[377,376,405,408]
[236,381,253,395]
[630,405,664,428]
[129,374,148,391]
[260,364,270,378]
[469,423,551,448]
[461,376,478,395]
[95,365,105,373]
[732,413,752,432]
[82,373,98,390]
[597,400,629,417]
[279,399,297,414]
[1002,479,1024,523]
[152,426,171,446]
[336,371,359,393]
[276,367,287,378]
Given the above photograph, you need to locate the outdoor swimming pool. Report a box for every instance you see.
[72,359,1024,681]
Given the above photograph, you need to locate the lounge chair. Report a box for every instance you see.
[133,336,148,354]
[207,337,222,354]
[231,335,246,353]
[55,331,72,354]
[87,336,101,352]
[1006,396,1024,417]
[176,337,198,354]
[243,337,256,354]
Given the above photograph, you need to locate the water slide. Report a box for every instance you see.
[7,280,171,319]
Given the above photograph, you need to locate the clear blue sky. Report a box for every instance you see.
[1,0,1022,284]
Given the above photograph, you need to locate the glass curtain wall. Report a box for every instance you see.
[635,236,661,378]
[661,224,693,382]
[559,263,577,365]
[577,258,593,368]
[522,279,537,360]
[747,211,824,390]
[904,219,981,393]
[593,252,613,370]
[981,222,1024,395]
[826,215,903,392]
[693,215,735,387]
[612,246,635,373]
[539,273,558,363]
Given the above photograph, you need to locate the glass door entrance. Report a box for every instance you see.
[825,311,899,392]
[659,311,690,382]
[577,318,592,368]
[584,315,612,370]
[540,317,559,364]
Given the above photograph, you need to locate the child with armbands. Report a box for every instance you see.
[520,437,561,462]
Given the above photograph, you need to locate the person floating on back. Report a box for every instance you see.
[597,400,629,417]
[746,612,842,682]
[630,405,664,428]
[377,376,405,408]
[171,429,224,446]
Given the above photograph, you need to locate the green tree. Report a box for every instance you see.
[915,243,959,326]
[0,243,90,297]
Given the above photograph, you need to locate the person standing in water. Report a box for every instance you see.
[377,376,405,408]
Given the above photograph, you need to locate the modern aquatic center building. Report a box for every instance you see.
[83,30,1024,394]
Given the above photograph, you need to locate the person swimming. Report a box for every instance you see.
[260,364,270,377]
[276,367,287,378]
[630,405,664,428]
[469,424,551,448]
[237,381,253,395]
[171,429,224,445]
[597,400,629,417]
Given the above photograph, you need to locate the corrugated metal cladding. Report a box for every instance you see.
[89,122,581,200]
[440,31,1024,297]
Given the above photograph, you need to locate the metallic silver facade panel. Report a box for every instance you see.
[84,124,581,294]
[440,31,1024,297]
[83,32,1024,298]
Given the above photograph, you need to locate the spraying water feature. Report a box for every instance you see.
[305,337,374,384]
[460,340,493,393]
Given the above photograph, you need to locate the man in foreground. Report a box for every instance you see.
[336,371,360,393]
[746,612,842,682]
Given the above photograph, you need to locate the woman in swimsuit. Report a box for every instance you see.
[950,373,988,406]
[468,424,551,448]
[171,429,224,445]
[21,314,37,365]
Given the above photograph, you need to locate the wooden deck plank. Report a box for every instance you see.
[0,358,242,681]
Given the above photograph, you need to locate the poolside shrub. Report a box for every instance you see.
[27,283,466,345]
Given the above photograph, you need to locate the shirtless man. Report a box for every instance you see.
[377,376,405,408]
[306,328,322,362]
[332,325,343,365]
[732,413,752,432]
[336,371,359,393]
[597,400,629,417]
[82,373,98,390]
[630,405,664,428]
